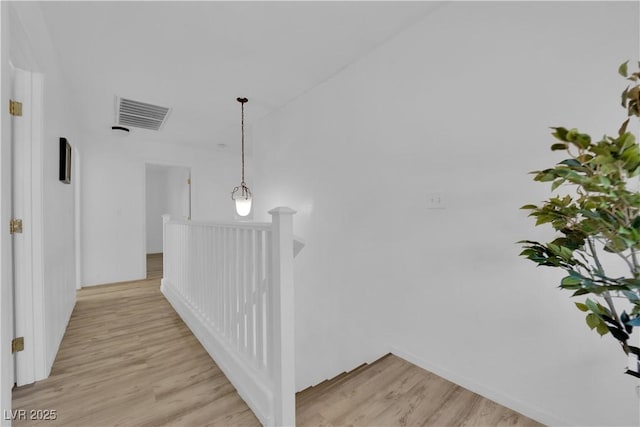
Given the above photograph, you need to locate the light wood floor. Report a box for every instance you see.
[147,253,163,280]
[13,255,543,427]
[12,257,260,426]
[296,354,543,427]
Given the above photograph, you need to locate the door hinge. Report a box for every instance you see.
[11,337,24,353]
[10,219,23,234]
[187,178,191,185]
[9,99,22,117]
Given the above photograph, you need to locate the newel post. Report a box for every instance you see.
[162,214,171,281]
[268,207,296,427]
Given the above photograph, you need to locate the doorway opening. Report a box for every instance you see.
[144,163,191,279]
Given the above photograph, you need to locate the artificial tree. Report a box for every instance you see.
[520,61,640,377]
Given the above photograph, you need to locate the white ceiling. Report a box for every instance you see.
[37,1,442,150]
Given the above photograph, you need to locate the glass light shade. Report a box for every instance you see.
[235,196,252,217]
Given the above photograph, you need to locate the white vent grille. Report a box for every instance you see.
[116,97,171,131]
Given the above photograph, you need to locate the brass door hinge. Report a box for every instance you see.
[9,99,22,117]
[10,219,23,234]
[11,337,24,353]
[187,178,191,185]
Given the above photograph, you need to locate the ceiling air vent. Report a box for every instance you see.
[116,97,171,131]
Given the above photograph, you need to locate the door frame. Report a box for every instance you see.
[142,162,192,276]
[11,65,46,387]
[74,145,81,290]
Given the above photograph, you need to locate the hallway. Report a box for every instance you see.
[12,257,260,426]
[11,253,544,427]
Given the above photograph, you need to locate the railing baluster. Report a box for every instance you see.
[179,225,183,297]
[184,225,188,299]
[202,226,208,317]
[226,227,232,340]
[185,225,189,300]
[265,230,272,373]
[205,227,211,321]
[193,226,199,311]
[212,227,218,328]
[255,230,264,368]
[218,226,223,331]
[200,226,207,318]
[232,228,238,345]
[246,229,255,361]
[223,226,227,331]
[197,226,202,313]
[237,229,245,353]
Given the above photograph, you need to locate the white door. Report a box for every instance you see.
[163,165,191,220]
[145,164,191,255]
[11,66,45,387]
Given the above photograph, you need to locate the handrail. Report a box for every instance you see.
[165,217,305,257]
[160,208,301,426]
[166,217,272,230]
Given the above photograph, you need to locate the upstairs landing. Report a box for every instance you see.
[12,254,542,426]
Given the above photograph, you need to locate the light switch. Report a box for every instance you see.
[427,192,445,209]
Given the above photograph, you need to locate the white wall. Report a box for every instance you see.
[7,2,80,378]
[81,137,237,286]
[251,2,640,426]
[145,164,190,254]
[0,2,13,423]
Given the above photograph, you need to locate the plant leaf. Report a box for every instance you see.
[608,326,629,341]
[559,159,581,167]
[586,313,599,330]
[551,127,569,142]
[575,302,589,312]
[619,118,630,136]
[562,276,582,286]
[596,322,609,336]
[585,298,600,314]
[619,60,629,77]
[624,290,640,302]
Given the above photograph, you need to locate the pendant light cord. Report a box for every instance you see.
[241,100,245,185]
[232,97,250,201]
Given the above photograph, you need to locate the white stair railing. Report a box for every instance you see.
[161,207,302,426]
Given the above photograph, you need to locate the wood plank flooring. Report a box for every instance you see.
[296,354,543,427]
[11,256,260,427]
[147,253,163,280]
[13,254,544,426]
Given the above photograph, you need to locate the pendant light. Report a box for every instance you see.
[231,97,252,216]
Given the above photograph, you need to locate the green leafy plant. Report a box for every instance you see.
[520,61,640,376]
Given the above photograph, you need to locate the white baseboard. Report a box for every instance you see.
[390,345,567,426]
[161,279,274,426]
